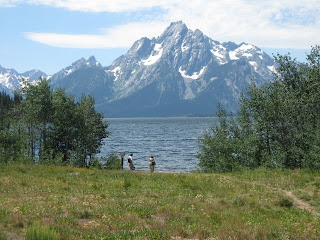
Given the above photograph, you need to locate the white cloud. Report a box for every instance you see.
[164,0,320,49]
[0,0,19,7]
[1,0,174,12]
[24,22,168,48]
[17,0,320,49]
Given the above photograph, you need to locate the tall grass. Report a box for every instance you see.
[26,223,60,240]
[0,164,319,239]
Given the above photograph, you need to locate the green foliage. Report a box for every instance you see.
[198,105,255,172]
[279,198,294,208]
[38,149,64,165]
[198,45,320,172]
[103,153,122,170]
[26,223,60,240]
[87,158,103,169]
[0,78,109,167]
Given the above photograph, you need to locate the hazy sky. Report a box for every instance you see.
[0,0,319,74]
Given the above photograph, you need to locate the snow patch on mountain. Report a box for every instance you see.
[229,43,257,60]
[239,43,255,51]
[268,65,276,73]
[136,41,143,50]
[211,45,228,64]
[249,61,258,71]
[109,66,121,81]
[66,69,73,75]
[179,66,206,79]
[142,43,163,66]
[243,53,253,58]
[181,42,190,52]
[229,51,240,60]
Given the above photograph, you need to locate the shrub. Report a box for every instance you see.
[26,223,60,240]
[80,210,93,219]
[104,153,122,170]
[88,158,103,169]
[279,197,293,208]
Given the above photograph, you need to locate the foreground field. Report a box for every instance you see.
[0,165,319,239]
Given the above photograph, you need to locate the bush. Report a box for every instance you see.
[88,158,103,169]
[279,197,293,208]
[39,150,64,165]
[103,153,122,170]
[26,223,60,240]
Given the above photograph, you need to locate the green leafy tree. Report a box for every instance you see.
[198,106,242,172]
[73,95,109,167]
[21,78,52,161]
[48,88,78,163]
[0,78,109,166]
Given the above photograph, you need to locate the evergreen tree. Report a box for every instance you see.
[21,78,52,161]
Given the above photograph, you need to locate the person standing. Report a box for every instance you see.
[149,155,156,172]
[128,154,135,170]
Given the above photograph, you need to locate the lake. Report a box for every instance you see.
[99,117,216,172]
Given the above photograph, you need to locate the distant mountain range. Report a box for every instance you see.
[0,66,47,94]
[1,21,276,117]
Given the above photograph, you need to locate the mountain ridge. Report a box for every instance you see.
[1,21,275,117]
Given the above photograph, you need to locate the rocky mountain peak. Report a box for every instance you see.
[50,56,103,84]
[86,56,102,67]
[21,69,47,81]
[71,56,102,69]
[158,21,188,42]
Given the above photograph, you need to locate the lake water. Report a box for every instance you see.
[99,117,216,172]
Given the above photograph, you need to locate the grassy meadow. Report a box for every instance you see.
[0,164,319,239]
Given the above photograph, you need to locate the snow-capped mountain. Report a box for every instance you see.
[51,56,114,104]
[0,65,47,94]
[99,21,275,116]
[1,21,276,117]
[109,22,273,97]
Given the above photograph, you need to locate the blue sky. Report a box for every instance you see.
[0,0,319,74]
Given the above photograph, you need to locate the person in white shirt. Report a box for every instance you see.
[128,154,135,170]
